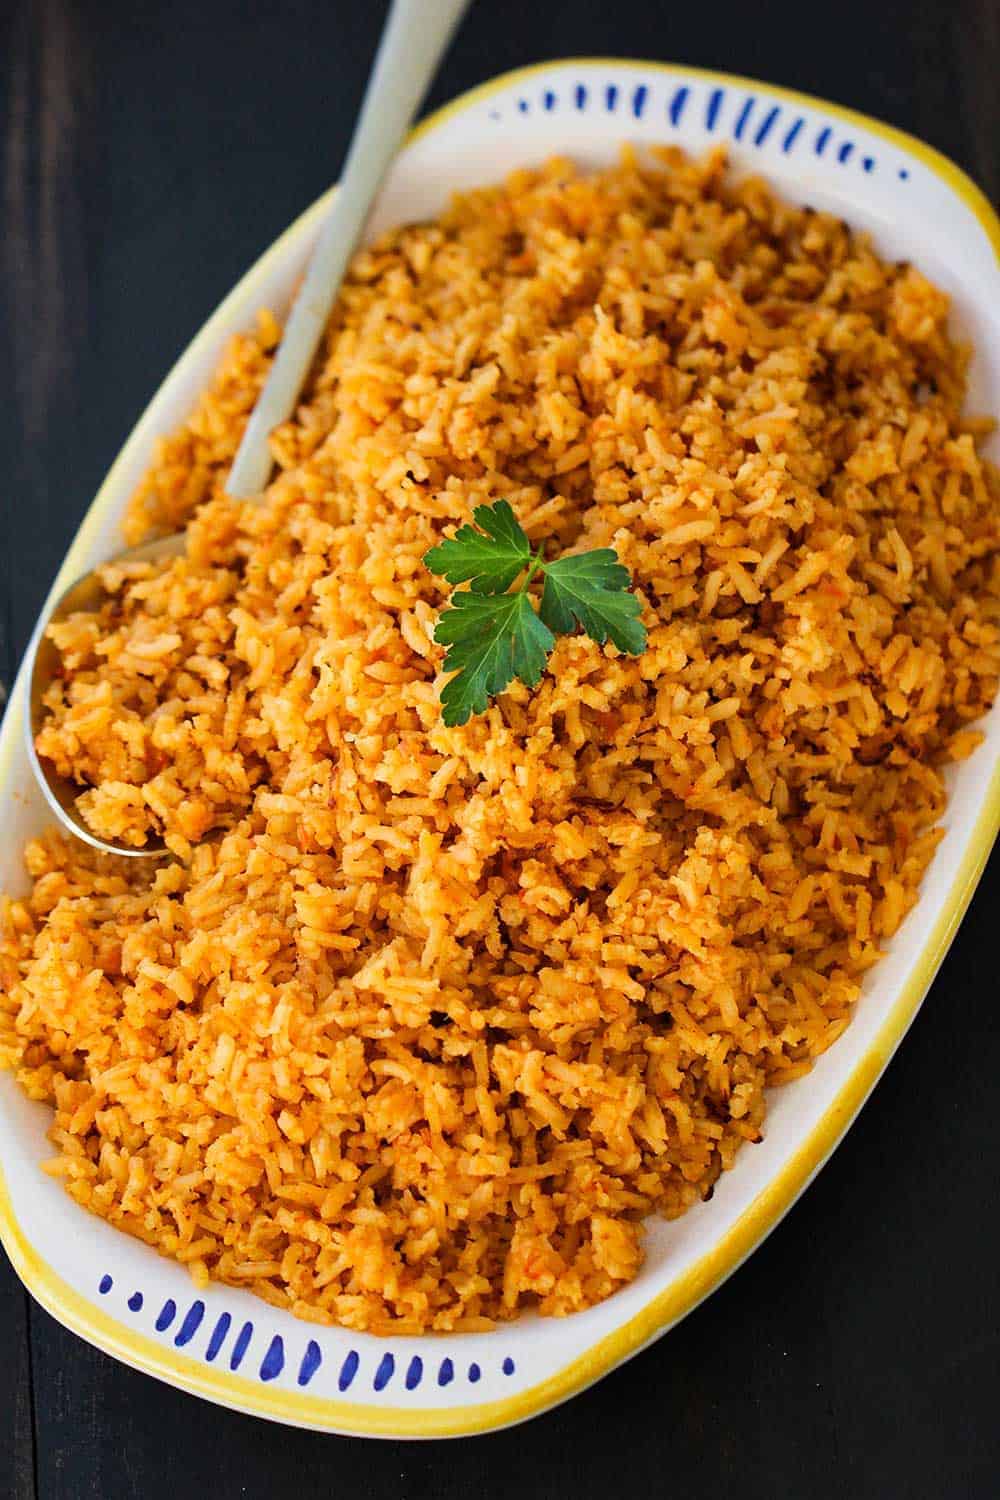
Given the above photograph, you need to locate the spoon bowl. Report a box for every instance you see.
[25,532,187,857]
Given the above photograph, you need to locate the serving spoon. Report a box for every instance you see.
[24,0,472,858]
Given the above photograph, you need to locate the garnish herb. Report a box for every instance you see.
[423,500,647,726]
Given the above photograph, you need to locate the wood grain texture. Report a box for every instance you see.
[0,1278,34,1500]
[1,1,998,1496]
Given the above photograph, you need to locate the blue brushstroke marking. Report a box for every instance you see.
[838,141,854,164]
[517,98,529,113]
[782,117,804,152]
[438,1357,454,1387]
[338,1350,360,1392]
[205,1312,231,1363]
[754,105,780,147]
[468,1363,482,1384]
[229,1320,253,1371]
[575,83,587,109]
[297,1340,322,1388]
[502,1357,516,1376]
[260,1335,284,1382]
[488,110,501,121]
[373,1352,395,1392]
[543,89,556,111]
[669,85,690,127]
[899,166,910,179]
[605,83,618,111]
[174,1300,205,1348]
[733,96,755,141]
[98,1275,112,1295]
[405,1356,423,1391]
[127,1292,143,1313]
[631,84,647,118]
[862,155,875,173]
[155,1299,176,1333]
[706,87,724,131]
[815,125,832,156]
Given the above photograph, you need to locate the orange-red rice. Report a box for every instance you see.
[2,148,999,1332]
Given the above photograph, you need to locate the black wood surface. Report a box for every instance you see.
[2,1,998,1495]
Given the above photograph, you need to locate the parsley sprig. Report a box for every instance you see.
[423,501,646,726]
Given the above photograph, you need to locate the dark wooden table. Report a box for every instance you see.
[2,1,998,1495]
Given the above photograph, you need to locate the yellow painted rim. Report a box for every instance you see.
[1,59,998,1438]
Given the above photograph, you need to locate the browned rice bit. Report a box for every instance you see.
[1,148,998,1332]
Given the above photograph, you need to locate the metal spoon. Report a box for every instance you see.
[24,0,472,858]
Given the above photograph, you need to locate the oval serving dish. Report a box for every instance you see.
[1,59,998,1439]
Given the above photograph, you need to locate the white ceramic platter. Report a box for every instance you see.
[1,60,998,1438]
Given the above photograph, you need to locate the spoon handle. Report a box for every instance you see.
[226,0,472,499]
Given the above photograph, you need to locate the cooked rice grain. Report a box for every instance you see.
[2,148,999,1332]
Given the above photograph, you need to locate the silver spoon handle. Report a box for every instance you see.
[226,0,472,499]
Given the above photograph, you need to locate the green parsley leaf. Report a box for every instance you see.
[539,550,648,655]
[423,501,647,725]
[434,588,555,727]
[422,499,532,595]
